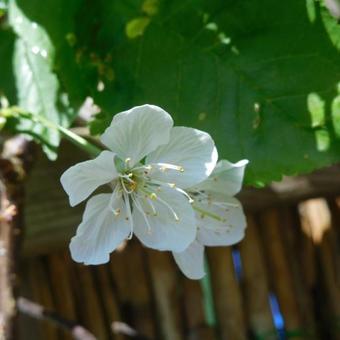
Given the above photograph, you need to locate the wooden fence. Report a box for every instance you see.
[18,198,340,340]
[7,141,340,340]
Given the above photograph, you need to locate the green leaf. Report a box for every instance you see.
[8,0,65,159]
[90,0,340,185]
[13,0,88,108]
[9,0,340,184]
[0,28,16,103]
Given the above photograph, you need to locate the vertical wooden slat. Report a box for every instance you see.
[95,265,123,340]
[110,242,156,338]
[71,263,109,339]
[207,247,247,340]
[297,202,317,300]
[259,209,303,333]
[239,215,274,338]
[319,233,340,340]
[146,249,184,340]
[48,252,77,340]
[280,207,318,337]
[18,261,42,340]
[300,199,340,339]
[182,278,216,340]
[26,258,59,340]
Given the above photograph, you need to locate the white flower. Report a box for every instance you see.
[60,104,217,265]
[172,159,248,279]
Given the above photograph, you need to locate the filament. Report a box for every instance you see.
[155,195,180,221]
[123,191,134,239]
[154,163,184,172]
[131,194,153,234]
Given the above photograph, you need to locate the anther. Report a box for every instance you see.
[125,157,131,167]
[113,208,121,216]
[149,193,157,200]
[157,163,184,172]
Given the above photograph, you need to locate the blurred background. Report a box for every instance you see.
[17,142,340,339]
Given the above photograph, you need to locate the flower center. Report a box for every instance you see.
[114,161,190,236]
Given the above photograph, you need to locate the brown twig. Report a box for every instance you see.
[17,297,97,340]
[112,321,151,340]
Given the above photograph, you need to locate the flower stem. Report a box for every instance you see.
[1,106,102,157]
[200,256,217,327]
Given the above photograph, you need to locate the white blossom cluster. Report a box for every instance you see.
[61,105,248,279]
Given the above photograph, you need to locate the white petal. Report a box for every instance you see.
[194,159,248,196]
[100,105,173,166]
[60,151,117,206]
[173,241,205,280]
[70,193,130,265]
[195,194,246,246]
[132,186,196,252]
[146,126,218,188]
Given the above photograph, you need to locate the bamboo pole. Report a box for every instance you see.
[280,207,318,337]
[259,209,303,334]
[207,247,247,340]
[47,252,78,340]
[71,264,109,339]
[18,262,42,339]
[26,258,59,340]
[109,242,156,338]
[182,278,216,340]
[146,249,184,340]
[239,215,275,338]
[94,265,123,340]
[300,199,340,339]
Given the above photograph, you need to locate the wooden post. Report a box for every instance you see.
[182,278,216,340]
[259,209,303,333]
[207,247,247,340]
[146,249,184,340]
[109,242,156,339]
[239,215,274,338]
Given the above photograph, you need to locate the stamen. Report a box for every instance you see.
[132,164,152,172]
[119,174,134,183]
[123,191,134,239]
[189,189,239,208]
[109,184,121,214]
[155,163,184,172]
[209,200,239,208]
[120,177,135,194]
[156,195,180,221]
[146,198,157,216]
[193,205,225,222]
[131,194,153,234]
[147,179,175,189]
[149,193,157,200]
[174,187,194,203]
[125,157,131,167]
[146,180,194,204]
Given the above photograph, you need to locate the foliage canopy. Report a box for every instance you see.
[1,0,340,185]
